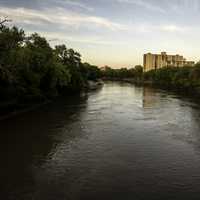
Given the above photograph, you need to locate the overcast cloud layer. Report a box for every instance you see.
[1,0,200,67]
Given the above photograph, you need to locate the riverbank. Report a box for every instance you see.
[0,24,102,120]
[101,77,149,84]
[0,100,51,121]
[0,80,104,121]
[103,77,200,100]
[102,65,200,99]
[87,79,104,90]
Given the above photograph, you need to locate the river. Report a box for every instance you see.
[1,82,200,200]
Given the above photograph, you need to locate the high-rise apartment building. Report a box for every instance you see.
[143,52,195,72]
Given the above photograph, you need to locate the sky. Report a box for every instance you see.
[0,0,200,68]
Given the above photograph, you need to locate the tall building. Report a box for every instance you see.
[143,52,195,72]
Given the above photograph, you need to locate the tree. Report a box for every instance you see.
[0,17,11,28]
[54,44,84,91]
[134,65,143,78]
[82,63,101,81]
[0,26,25,65]
[55,45,81,67]
[0,23,103,108]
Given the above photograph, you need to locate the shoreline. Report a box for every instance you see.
[0,80,104,121]
[2,78,200,121]
[0,100,52,121]
[103,78,200,100]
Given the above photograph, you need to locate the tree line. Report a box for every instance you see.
[1,21,200,114]
[143,64,200,92]
[0,24,101,112]
[102,63,200,95]
[101,65,143,80]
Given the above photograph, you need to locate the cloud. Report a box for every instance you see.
[0,5,190,35]
[161,25,185,32]
[29,31,127,46]
[121,23,189,34]
[54,0,94,12]
[116,0,166,13]
[0,6,126,31]
[165,0,200,15]
[0,7,54,24]
[137,24,189,33]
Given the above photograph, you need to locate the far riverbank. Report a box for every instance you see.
[102,65,200,99]
[102,77,200,100]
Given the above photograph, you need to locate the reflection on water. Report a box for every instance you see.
[143,87,158,108]
[1,82,200,200]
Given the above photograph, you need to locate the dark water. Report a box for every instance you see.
[1,82,200,200]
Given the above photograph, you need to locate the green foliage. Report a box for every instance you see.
[189,63,200,85]
[2,23,200,108]
[54,44,84,92]
[0,25,100,105]
[101,65,143,79]
[82,63,101,81]
[143,65,200,92]
[102,63,200,95]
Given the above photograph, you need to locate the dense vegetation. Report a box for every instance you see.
[143,64,200,93]
[102,63,200,95]
[0,24,101,114]
[1,21,200,115]
[101,65,143,80]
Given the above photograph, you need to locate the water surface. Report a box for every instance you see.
[1,82,200,200]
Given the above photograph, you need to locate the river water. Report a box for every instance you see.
[1,82,200,200]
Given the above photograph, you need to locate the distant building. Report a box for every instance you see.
[100,66,108,71]
[143,52,195,72]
